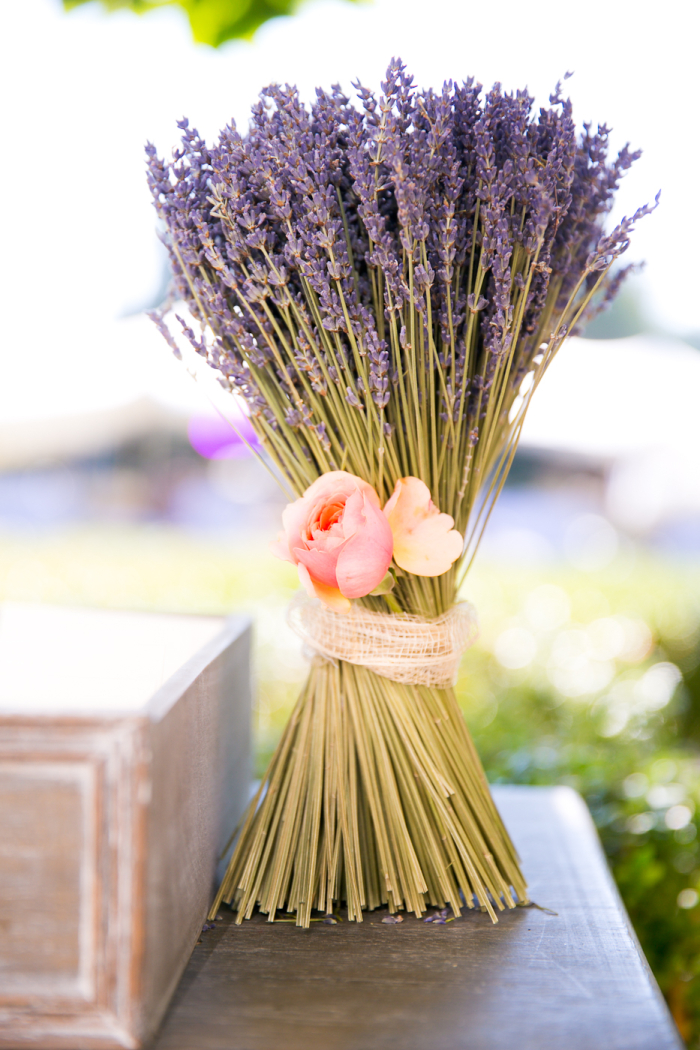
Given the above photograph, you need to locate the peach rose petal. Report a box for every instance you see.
[384,477,464,577]
[294,545,344,589]
[270,470,391,611]
[279,494,318,556]
[297,563,351,613]
[303,470,380,506]
[335,492,394,598]
[269,531,294,564]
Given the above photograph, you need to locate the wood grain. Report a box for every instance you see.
[150,786,683,1050]
[0,606,252,1050]
[0,761,88,991]
[138,623,253,1042]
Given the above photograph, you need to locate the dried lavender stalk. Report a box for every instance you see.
[147,61,653,925]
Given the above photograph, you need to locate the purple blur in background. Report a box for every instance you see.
[187,410,259,460]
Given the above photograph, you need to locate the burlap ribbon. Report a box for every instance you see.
[287,592,479,688]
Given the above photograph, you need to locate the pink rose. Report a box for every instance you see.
[271,471,394,612]
[383,477,464,576]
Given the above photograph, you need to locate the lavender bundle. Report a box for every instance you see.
[147,61,652,926]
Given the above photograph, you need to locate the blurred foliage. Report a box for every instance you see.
[0,526,698,1043]
[63,0,359,46]
[458,563,700,1045]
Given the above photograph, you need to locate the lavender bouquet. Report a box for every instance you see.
[147,61,653,927]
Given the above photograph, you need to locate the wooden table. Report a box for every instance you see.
[150,785,682,1050]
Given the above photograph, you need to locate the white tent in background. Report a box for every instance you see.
[520,334,700,533]
[0,396,186,472]
[1,314,698,534]
[0,314,221,470]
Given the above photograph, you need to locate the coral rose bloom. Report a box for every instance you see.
[271,471,393,612]
[384,477,464,576]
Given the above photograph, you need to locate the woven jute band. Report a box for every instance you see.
[287,592,479,688]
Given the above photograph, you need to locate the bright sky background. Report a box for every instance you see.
[0,0,698,423]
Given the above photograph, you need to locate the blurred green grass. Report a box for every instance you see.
[1,526,699,1044]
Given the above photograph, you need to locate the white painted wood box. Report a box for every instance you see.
[0,603,252,1049]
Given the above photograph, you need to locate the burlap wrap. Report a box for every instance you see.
[287,592,479,688]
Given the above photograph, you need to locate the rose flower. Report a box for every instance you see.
[383,477,464,576]
[271,471,394,612]
[272,471,464,611]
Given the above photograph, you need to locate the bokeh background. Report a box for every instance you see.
[1,0,699,1042]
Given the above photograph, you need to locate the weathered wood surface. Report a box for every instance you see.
[151,786,682,1050]
[0,604,252,1050]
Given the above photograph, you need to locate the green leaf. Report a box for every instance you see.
[369,570,395,596]
[63,0,360,47]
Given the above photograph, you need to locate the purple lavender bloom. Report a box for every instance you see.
[424,906,452,923]
[146,60,650,516]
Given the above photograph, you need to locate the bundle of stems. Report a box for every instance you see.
[147,60,653,925]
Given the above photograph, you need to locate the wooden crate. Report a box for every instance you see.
[0,603,252,1050]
